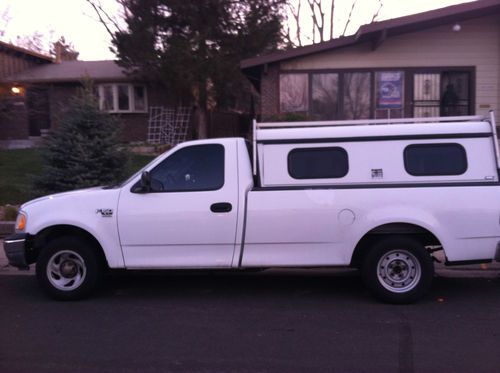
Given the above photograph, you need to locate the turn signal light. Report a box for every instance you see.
[15,212,27,231]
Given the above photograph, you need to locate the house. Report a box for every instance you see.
[241,0,500,123]
[0,41,171,148]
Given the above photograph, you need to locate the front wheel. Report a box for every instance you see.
[36,236,103,300]
[362,236,434,304]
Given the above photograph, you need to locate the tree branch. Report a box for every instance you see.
[85,0,121,41]
[341,0,357,36]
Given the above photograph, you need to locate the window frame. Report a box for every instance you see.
[403,143,468,176]
[98,83,148,113]
[287,146,349,180]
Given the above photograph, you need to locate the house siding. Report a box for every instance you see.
[0,50,44,79]
[266,14,500,117]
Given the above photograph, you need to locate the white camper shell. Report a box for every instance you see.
[253,113,500,187]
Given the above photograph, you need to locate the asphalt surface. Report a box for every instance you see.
[1,269,500,373]
[2,239,500,373]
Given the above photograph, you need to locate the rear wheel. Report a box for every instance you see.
[362,236,434,304]
[36,236,103,300]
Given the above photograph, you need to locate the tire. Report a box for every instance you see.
[36,236,103,300]
[361,236,434,304]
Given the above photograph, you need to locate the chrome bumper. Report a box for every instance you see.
[3,233,30,269]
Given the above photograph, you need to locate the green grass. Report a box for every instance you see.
[0,148,155,205]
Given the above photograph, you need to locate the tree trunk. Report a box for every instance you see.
[197,107,208,139]
[196,80,208,139]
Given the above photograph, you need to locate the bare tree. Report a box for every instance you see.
[371,0,383,23]
[85,0,127,45]
[307,0,325,43]
[0,6,11,38]
[286,0,383,47]
[285,0,303,46]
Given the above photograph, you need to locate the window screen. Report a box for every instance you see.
[404,143,467,176]
[288,147,348,179]
[150,144,224,191]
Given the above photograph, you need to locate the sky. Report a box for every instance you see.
[0,0,476,61]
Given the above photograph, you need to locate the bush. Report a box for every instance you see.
[34,82,128,194]
[3,205,18,221]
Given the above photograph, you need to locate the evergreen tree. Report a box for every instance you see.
[34,84,127,194]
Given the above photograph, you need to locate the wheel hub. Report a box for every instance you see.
[60,260,78,278]
[377,250,421,293]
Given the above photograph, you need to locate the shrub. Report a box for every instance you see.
[3,205,18,221]
[34,82,128,194]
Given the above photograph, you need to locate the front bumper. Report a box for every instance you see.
[3,233,31,269]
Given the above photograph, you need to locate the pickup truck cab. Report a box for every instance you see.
[5,112,500,303]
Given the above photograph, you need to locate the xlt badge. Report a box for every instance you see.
[96,209,113,217]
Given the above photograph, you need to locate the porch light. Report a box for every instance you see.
[11,86,21,95]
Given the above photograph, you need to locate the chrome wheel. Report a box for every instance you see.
[46,250,87,291]
[377,250,421,293]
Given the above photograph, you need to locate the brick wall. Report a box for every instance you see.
[260,63,279,120]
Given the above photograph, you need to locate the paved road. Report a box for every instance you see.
[1,269,500,373]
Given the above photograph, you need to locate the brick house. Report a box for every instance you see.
[241,0,500,122]
[0,41,172,148]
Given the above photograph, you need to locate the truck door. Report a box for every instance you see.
[117,141,239,268]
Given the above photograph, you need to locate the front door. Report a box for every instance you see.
[26,87,51,136]
[412,71,471,118]
[117,142,239,268]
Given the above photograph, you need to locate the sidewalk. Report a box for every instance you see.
[0,239,499,278]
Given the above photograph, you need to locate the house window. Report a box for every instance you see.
[343,72,371,119]
[404,143,467,176]
[98,84,148,113]
[288,147,349,179]
[280,73,309,112]
[311,73,339,120]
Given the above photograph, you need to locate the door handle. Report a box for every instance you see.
[210,202,232,213]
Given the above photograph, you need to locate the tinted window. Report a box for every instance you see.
[288,147,348,179]
[404,143,467,176]
[150,144,224,191]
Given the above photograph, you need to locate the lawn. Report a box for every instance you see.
[0,148,155,205]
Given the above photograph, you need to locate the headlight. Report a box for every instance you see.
[15,211,27,232]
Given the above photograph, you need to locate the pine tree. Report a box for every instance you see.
[34,83,127,194]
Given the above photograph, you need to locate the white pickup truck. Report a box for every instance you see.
[4,113,500,303]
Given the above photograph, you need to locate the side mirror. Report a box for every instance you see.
[140,171,151,192]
